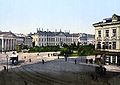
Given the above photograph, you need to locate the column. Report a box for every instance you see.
[8,39,9,51]
[12,39,14,50]
[116,56,117,64]
[110,56,113,63]
[5,39,7,51]
[11,39,12,50]
[14,39,16,50]
[7,39,8,51]
[2,39,4,52]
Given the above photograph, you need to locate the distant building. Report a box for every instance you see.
[93,14,120,65]
[87,34,95,45]
[32,29,79,46]
[71,33,80,45]
[15,33,32,48]
[0,31,16,52]
[79,33,87,45]
[79,33,95,45]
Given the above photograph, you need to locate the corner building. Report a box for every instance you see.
[93,14,120,65]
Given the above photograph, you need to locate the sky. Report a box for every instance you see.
[0,0,120,34]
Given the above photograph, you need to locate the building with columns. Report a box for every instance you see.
[93,14,120,65]
[0,32,16,52]
[32,29,79,46]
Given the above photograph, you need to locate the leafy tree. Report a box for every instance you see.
[16,44,21,53]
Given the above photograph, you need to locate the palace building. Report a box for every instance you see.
[32,29,79,47]
[93,14,120,65]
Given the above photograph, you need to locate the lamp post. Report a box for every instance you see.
[2,48,9,72]
[5,52,9,72]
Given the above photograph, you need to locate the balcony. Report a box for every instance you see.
[111,36,120,41]
[104,37,110,41]
[97,37,102,41]
[111,36,117,41]
[97,49,120,52]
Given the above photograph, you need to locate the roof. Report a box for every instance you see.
[0,32,16,37]
[71,33,80,37]
[93,14,120,27]
[37,31,72,37]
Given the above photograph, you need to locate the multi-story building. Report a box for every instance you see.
[71,33,80,45]
[15,33,32,48]
[79,33,95,45]
[32,29,79,46]
[0,31,16,52]
[79,33,87,45]
[93,14,120,65]
[87,34,95,45]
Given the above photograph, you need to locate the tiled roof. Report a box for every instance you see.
[37,31,72,37]
[93,14,120,27]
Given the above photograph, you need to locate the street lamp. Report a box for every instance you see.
[5,52,9,72]
[2,48,9,72]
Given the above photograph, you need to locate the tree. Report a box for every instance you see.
[16,44,21,53]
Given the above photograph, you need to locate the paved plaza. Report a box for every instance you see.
[0,52,120,85]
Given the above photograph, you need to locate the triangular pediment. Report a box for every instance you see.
[57,32,66,36]
[0,32,16,38]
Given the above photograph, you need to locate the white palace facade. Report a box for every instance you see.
[32,29,79,46]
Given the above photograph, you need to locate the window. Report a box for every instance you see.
[102,42,105,49]
[113,42,116,49]
[98,31,101,37]
[109,45,111,49]
[97,42,101,49]
[105,30,109,37]
[105,42,109,49]
[112,29,116,37]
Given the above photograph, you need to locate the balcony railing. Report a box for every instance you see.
[104,37,110,41]
[97,37,102,41]
[111,36,120,40]
[97,49,120,52]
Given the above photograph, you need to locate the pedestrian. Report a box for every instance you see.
[24,81,28,85]
[42,59,45,64]
[75,59,77,64]
[58,56,59,59]
[90,73,95,80]
[3,66,6,71]
[65,57,67,61]
[29,59,31,62]
[48,54,50,57]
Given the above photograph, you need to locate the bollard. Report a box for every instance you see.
[58,56,59,59]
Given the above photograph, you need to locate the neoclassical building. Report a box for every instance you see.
[93,14,120,65]
[0,32,16,52]
[32,29,79,46]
